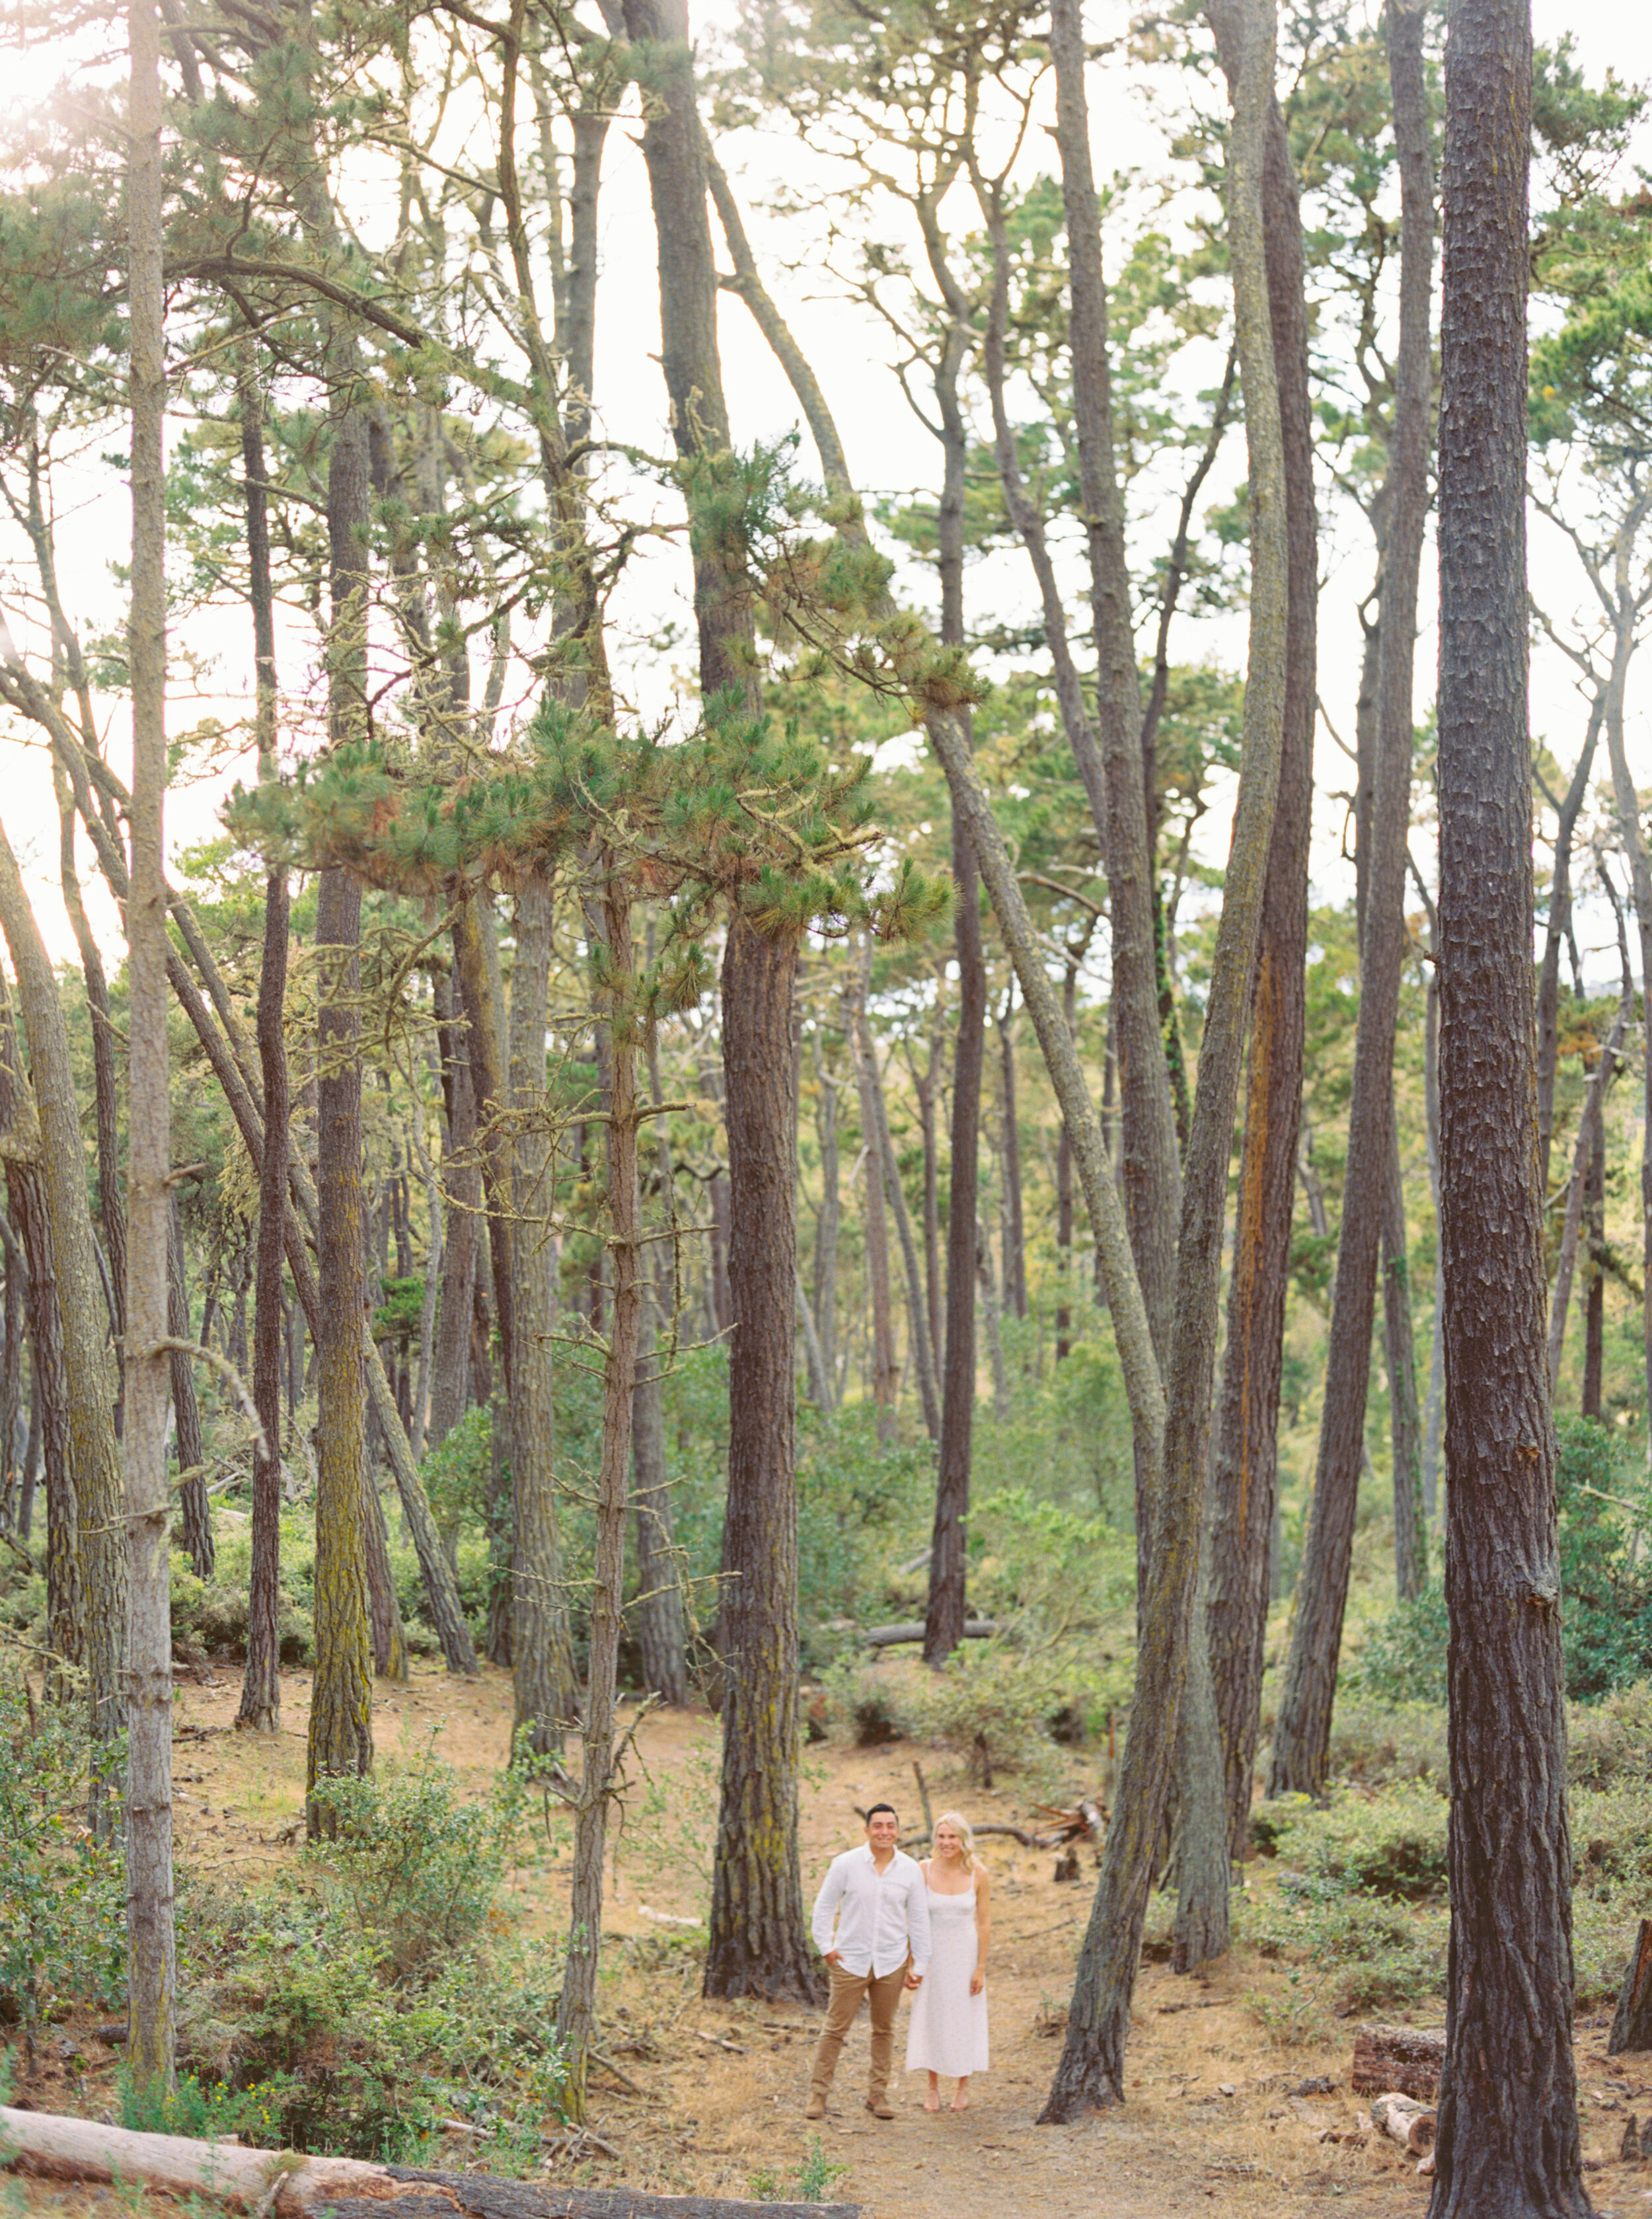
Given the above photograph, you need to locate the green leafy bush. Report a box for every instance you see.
[900,1640,1101,1797]
[1254,1782,1449,1900]
[1349,1583,1448,1706]
[1556,1417,1652,1701]
[1324,1695,1448,1787]
[0,1681,126,2031]
[306,1750,525,1981]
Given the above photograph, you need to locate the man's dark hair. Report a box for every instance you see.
[866,1803,898,1823]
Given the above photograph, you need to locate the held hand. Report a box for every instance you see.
[969,1971,985,1996]
[825,1950,842,1966]
[904,1971,923,1990]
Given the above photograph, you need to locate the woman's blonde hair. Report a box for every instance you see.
[932,1810,976,1872]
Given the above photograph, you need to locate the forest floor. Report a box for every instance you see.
[8,1659,1647,2219]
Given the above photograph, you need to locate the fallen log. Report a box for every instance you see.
[0,2107,401,2214]
[1349,2023,1446,2101]
[1610,1919,1652,2053]
[1370,2091,1437,2155]
[0,2115,860,2219]
[860,1619,997,1648]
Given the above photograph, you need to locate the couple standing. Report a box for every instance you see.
[806,1801,991,2119]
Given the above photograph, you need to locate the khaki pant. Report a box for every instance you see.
[809,1960,908,2104]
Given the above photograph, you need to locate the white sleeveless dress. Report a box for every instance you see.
[905,1881,989,2077]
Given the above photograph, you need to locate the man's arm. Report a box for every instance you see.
[811,1853,847,1958]
[905,1860,932,1975]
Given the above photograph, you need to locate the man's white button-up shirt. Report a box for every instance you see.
[810,1843,932,1978]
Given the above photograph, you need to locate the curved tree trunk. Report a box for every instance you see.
[1041,0,1288,2102]
[0,823,126,1823]
[1429,0,1588,2200]
[0,979,82,1702]
[1204,0,1317,1862]
[1269,0,1434,1800]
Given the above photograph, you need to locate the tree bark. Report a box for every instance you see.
[427,970,481,1458]
[1051,0,1182,1409]
[632,1269,687,1704]
[1383,1123,1428,1598]
[1428,0,1590,2200]
[124,0,178,2075]
[0,978,82,1699]
[1041,0,1288,2095]
[169,1201,213,1580]
[854,973,939,1441]
[558,870,641,2115]
[997,993,1028,1324]
[848,967,899,1443]
[1602,606,1652,1470]
[620,0,817,1999]
[0,825,126,1818]
[924,319,985,1666]
[1205,0,1317,1860]
[509,876,579,1758]
[705,915,819,2002]
[809,1033,841,1402]
[307,399,375,1833]
[1536,698,1602,1196]
[1269,0,1433,1800]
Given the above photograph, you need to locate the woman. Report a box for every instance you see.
[904,1809,991,2111]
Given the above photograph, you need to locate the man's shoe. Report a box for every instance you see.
[865,2095,895,2121]
[805,2091,827,2120]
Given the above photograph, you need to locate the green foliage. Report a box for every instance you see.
[305,1750,526,1982]
[899,1641,1103,1798]
[1253,1782,1449,1902]
[0,1682,126,2030]
[1349,1581,1448,1706]
[750,2135,850,2202]
[1556,1417,1652,1700]
[118,2066,285,2145]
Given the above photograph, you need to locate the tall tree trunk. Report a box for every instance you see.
[1581,1113,1606,1419]
[911,1031,944,1377]
[1383,1121,1428,1598]
[621,0,817,1999]
[1051,0,1182,1408]
[0,979,82,1700]
[1536,697,1602,1197]
[1203,0,1317,1863]
[924,319,985,1665]
[1429,1,1587,2202]
[632,1269,687,1703]
[307,401,375,1836]
[0,827,126,1819]
[1269,0,1434,1800]
[975,1218,1009,1420]
[809,1034,841,1400]
[169,1201,213,1580]
[997,993,1028,1324]
[54,763,127,1439]
[1602,613,1652,1469]
[124,0,176,2087]
[426,971,481,1457]
[509,877,579,1758]
[1548,993,1628,1392]
[848,971,899,1442]
[1055,960,1079,1361]
[1042,0,1288,2081]
[558,870,641,2116]
[706,916,819,2001]
[1421,948,1445,1519]
[854,972,939,1440]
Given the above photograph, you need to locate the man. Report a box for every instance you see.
[806,1803,932,2120]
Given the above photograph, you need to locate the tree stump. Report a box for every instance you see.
[1610,1920,1652,2054]
[1350,2023,1446,2101]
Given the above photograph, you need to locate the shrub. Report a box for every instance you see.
[306,1750,525,1982]
[1256,1781,1449,1901]
[1324,1694,1448,1788]
[900,1640,1100,1797]
[0,1681,125,2032]
[1349,1583,1448,1706]
[1556,1417,1652,1702]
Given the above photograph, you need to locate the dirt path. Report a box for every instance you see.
[13,1659,1633,2216]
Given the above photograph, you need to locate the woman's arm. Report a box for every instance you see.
[971,1870,991,1996]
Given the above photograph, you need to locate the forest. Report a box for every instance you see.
[0,0,1647,2208]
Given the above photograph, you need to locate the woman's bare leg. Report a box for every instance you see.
[951,2077,970,2111]
[924,2073,941,2112]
